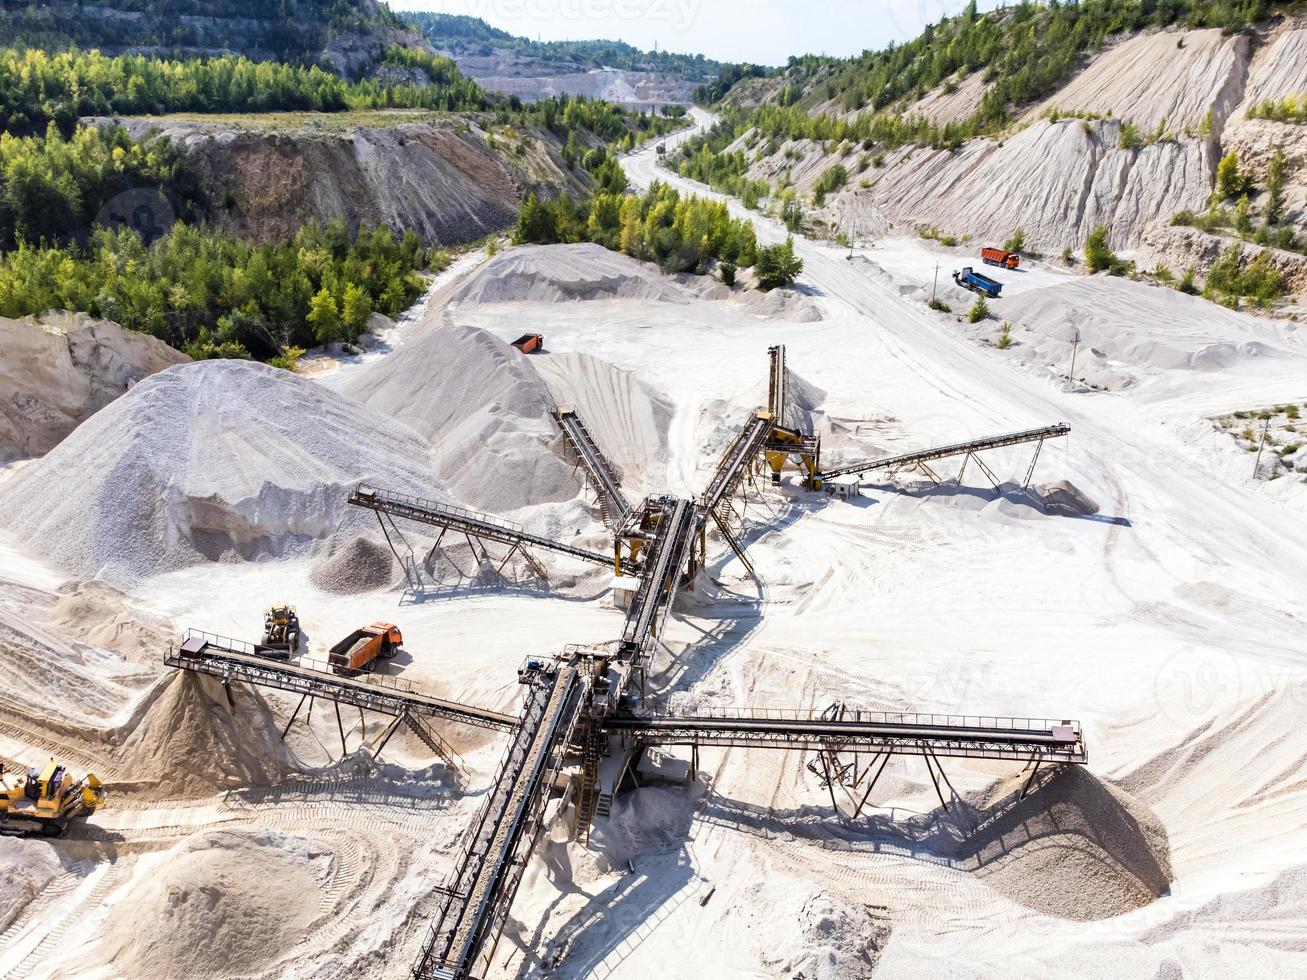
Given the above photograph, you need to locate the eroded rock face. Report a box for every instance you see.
[0,315,189,461]
[99,117,588,247]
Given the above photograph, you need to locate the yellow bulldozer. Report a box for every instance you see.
[0,758,106,837]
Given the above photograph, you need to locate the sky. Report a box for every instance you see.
[396,0,1001,66]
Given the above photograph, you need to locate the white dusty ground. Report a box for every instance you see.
[0,113,1304,980]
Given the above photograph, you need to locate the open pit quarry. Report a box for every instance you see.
[0,98,1305,980]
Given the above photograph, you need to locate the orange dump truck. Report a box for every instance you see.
[329,622,402,674]
[512,333,543,354]
[981,246,1020,270]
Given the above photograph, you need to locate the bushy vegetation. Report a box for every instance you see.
[695,64,770,106]
[1171,150,1304,255]
[1003,227,1025,253]
[0,124,186,250]
[513,181,759,275]
[0,220,432,360]
[811,164,849,206]
[1247,93,1307,124]
[1203,243,1284,306]
[755,236,804,290]
[968,295,990,322]
[673,117,771,207]
[1084,224,1119,273]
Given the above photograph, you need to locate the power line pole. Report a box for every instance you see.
[1066,328,1080,389]
[931,262,939,303]
[1253,415,1271,479]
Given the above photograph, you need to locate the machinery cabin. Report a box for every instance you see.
[0,759,105,837]
[260,604,301,657]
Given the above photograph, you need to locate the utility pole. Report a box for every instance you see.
[931,262,939,303]
[847,220,855,260]
[1253,415,1272,479]
[1066,328,1080,389]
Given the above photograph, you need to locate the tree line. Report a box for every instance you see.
[0,219,436,363]
[513,181,802,289]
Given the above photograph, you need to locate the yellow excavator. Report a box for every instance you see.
[0,759,106,837]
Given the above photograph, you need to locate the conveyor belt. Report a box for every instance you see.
[348,485,611,568]
[554,407,633,526]
[820,424,1070,480]
[414,665,583,979]
[700,412,774,513]
[604,710,1087,763]
[620,497,696,654]
[768,344,786,418]
[166,631,516,732]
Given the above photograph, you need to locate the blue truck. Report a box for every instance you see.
[953,266,1003,298]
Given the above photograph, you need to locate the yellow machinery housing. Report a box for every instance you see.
[0,759,106,837]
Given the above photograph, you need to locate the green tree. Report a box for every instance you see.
[968,295,990,322]
[1214,151,1251,203]
[1265,149,1286,226]
[1003,227,1025,253]
[1084,224,1115,273]
[307,287,343,344]
[755,236,803,289]
[341,283,372,334]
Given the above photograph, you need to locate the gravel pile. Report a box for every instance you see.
[310,536,399,594]
[0,360,445,584]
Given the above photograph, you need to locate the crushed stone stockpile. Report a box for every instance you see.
[950,766,1173,921]
[310,535,399,594]
[990,277,1296,389]
[443,242,702,306]
[0,360,445,584]
[0,838,60,935]
[533,351,675,497]
[343,323,581,514]
[0,315,188,460]
[90,828,327,978]
[113,672,292,797]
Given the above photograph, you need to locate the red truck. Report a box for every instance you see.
[981,247,1020,270]
[329,622,402,674]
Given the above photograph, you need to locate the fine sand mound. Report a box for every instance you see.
[343,324,579,513]
[444,243,700,306]
[0,839,61,935]
[46,580,175,663]
[0,360,444,584]
[992,277,1292,389]
[945,766,1172,921]
[1036,480,1100,517]
[114,672,292,797]
[93,828,327,979]
[0,314,188,460]
[310,535,400,594]
[533,351,675,496]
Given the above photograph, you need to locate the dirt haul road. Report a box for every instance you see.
[619,111,1307,975]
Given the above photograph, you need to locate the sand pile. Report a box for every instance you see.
[534,351,675,495]
[778,364,828,435]
[737,285,823,322]
[0,839,60,934]
[1036,480,1100,517]
[993,278,1292,389]
[0,602,147,721]
[310,535,399,594]
[0,360,444,584]
[0,314,188,460]
[444,243,699,306]
[114,672,292,797]
[343,324,578,513]
[93,828,327,978]
[945,766,1172,921]
[767,891,890,980]
[46,580,174,662]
